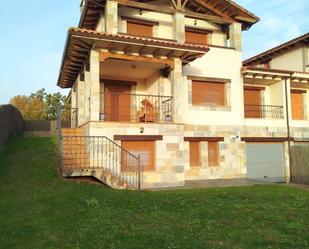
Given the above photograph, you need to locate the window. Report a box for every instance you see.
[127,20,153,37]
[192,80,226,107]
[121,141,155,172]
[291,90,305,120]
[189,142,200,167]
[208,142,219,166]
[185,28,209,45]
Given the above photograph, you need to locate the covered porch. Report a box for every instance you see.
[58,28,209,126]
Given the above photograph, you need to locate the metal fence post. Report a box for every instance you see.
[57,106,63,171]
[138,155,141,191]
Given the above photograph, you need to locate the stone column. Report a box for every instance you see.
[77,76,85,126]
[90,50,100,121]
[229,22,242,51]
[105,0,118,34]
[71,85,77,128]
[170,58,185,123]
[173,12,185,43]
[84,66,91,122]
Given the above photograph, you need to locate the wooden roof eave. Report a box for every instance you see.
[57,28,209,88]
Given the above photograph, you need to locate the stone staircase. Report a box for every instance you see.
[60,128,138,190]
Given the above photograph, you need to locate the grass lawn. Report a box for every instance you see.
[0,137,308,249]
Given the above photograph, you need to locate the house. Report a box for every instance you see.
[242,33,309,183]
[56,0,307,190]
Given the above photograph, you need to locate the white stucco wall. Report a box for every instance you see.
[270,47,305,72]
[183,47,244,126]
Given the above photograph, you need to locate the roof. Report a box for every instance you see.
[243,32,309,66]
[242,66,309,86]
[79,0,259,31]
[57,28,209,88]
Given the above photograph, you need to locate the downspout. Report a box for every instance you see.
[284,76,292,183]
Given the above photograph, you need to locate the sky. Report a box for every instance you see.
[0,0,308,104]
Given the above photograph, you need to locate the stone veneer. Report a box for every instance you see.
[79,120,309,188]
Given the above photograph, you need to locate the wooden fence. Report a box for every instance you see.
[24,120,71,137]
[0,105,23,150]
[290,145,309,185]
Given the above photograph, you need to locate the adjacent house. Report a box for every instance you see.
[57,0,308,190]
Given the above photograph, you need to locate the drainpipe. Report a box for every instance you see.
[284,76,292,183]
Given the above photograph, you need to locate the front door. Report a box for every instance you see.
[104,82,132,121]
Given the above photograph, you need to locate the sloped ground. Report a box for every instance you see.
[0,137,308,249]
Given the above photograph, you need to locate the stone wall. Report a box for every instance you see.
[86,121,185,188]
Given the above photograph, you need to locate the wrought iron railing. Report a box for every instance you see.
[244,105,284,119]
[61,136,141,190]
[100,92,174,123]
[71,108,78,128]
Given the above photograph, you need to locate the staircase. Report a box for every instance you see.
[59,128,140,190]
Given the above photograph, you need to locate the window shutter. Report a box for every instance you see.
[127,21,153,37]
[121,141,155,172]
[189,142,200,167]
[185,31,208,45]
[208,142,219,166]
[244,89,261,118]
[192,81,225,106]
[291,92,304,120]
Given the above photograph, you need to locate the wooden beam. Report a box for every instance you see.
[241,137,290,142]
[184,137,225,142]
[194,0,235,23]
[115,0,231,25]
[114,135,163,141]
[99,51,175,69]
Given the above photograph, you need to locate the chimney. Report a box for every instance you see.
[80,0,86,13]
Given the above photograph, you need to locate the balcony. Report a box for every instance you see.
[244,105,284,119]
[100,93,174,123]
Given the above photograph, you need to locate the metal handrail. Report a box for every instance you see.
[61,135,141,190]
[100,92,174,123]
[244,104,284,119]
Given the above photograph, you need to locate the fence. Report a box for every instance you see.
[0,105,23,150]
[290,145,309,184]
[24,120,70,137]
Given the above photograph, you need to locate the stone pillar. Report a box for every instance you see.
[105,0,118,34]
[229,22,242,51]
[71,85,77,128]
[90,50,100,121]
[173,12,185,43]
[170,58,185,123]
[84,66,91,122]
[77,77,85,126]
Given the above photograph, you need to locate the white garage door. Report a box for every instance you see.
[246,143,285,183]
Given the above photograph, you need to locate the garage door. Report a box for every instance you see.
[246,143,285,182]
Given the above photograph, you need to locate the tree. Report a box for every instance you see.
[10,95,47,120]
[10,89,71,121]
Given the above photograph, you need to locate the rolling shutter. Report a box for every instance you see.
[208,142,219,166]
[291,92,304,120]
[127,21,153,37]
[192,81,225,106]
[185,30,208,45]
[244,89,261,118]
[189,142,200,167]
[121,141,155,172]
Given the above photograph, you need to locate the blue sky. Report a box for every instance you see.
[0,0,308,103]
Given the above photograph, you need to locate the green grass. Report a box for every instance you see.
[0,137,308,249]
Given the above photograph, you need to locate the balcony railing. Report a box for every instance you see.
[100,93,174,123]
[245,105,284,119]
